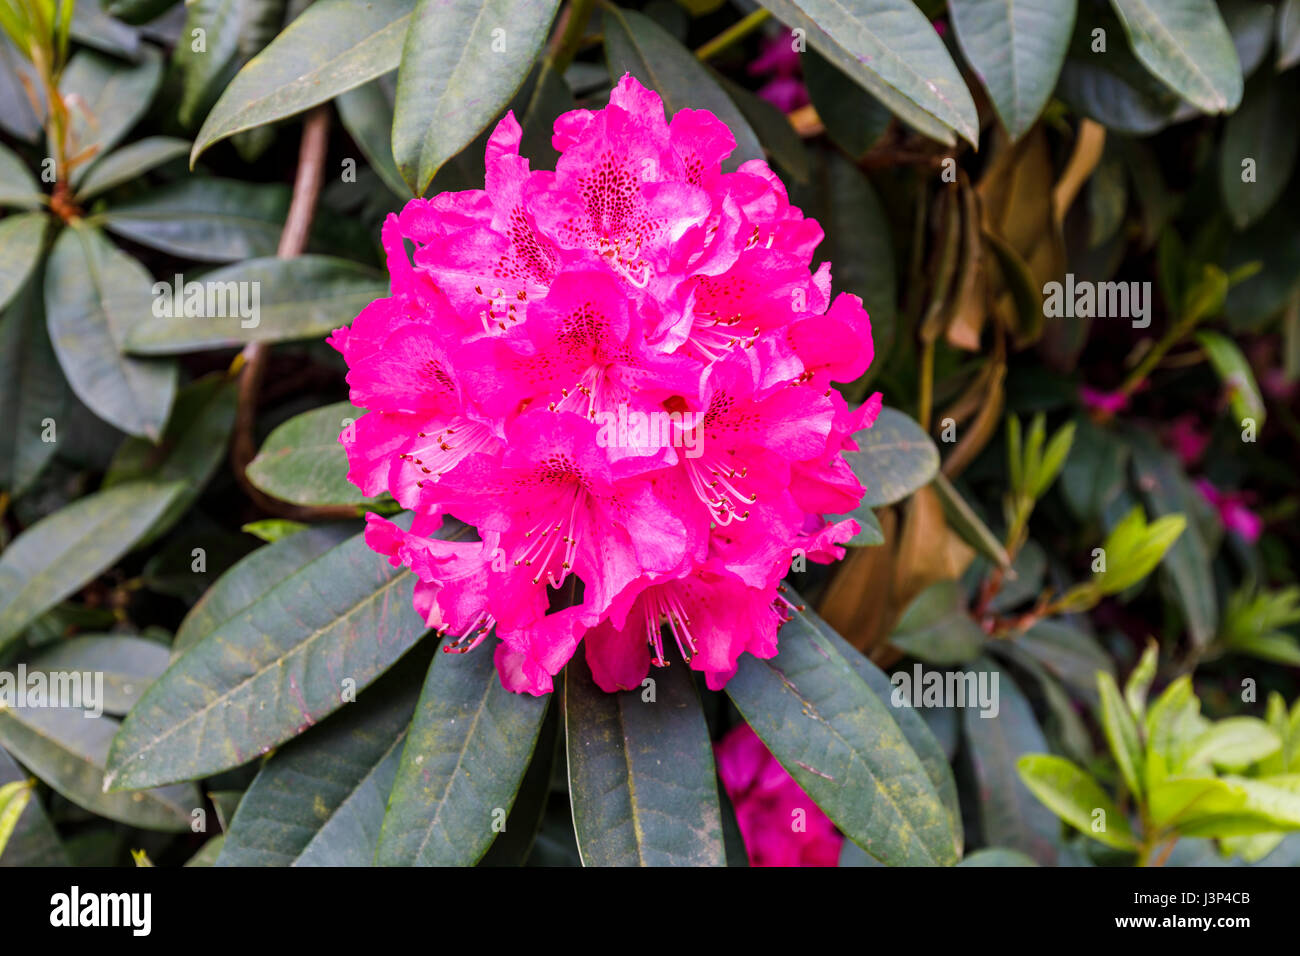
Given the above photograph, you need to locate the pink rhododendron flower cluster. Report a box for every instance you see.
[716,723,842,866]
[330,75,878,696]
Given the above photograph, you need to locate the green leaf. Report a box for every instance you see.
[59,48,163,181]
[842,407,940,508]
[1144,675,1206,785]
[1014,621,1113,705]
[1061,418,1129,523]
[1108,0,1243,113]
[392,0,559,196]
[1185,717,1281,772]
[603,6,762,171]
[753,0,978,146]
[802,50,892,159]
[0,746,68,866]
[247,401,384,508]
[124,255,387,354]
[890,580,986,666]
[44,224,177,440]
[103,373,239,545]
[716,72,809,183]
[479,701,558,866]
[191,0,417,165]
[565,653,723,867]
[217,661,422,866]
[820,620,962,843]
[1218,69,1299,229]
[241,518,308,543]
[1195,329,1266,426]
[104,518,466,790]
[1281,0,1300,71]
[727,603,958,866]
[1016,754,1137,850]
[75,137,191,202]
[100,179,290,262]
[932,473,1011,570]
[957,847,1039,866]
[0,707,198,831]
[1127,436,1215,645]
[1124,639,1158,720]
[948,0,1077,139]
[0,780,33,860]
[1098,671,1145,799]
[800,150,897,372]
[103,0,183,26]
[0,143,41,208]
[0,480,185,652]
[962,658,1058,864]
[336,77,409,200]
[172,0,288,130]
[0,275,66,496]
[172,522,355,657]
[0,212,45,314]
[27,635,171,715]
[376,641,550,866]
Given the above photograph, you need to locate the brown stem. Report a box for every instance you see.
[230,106,357,521]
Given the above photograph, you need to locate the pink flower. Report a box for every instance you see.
[1079,385,1129,415]
[332,75,878,695]
[1165,415,1210,467]
[748,30,808,112]
[716,722,842,866]
[1194,479,1263,543]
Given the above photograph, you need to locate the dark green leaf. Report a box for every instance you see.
[172,522,355,657]
[0,276,65,496]
[59,48,163,181]
[752,0,978,146]
[1219,69,1299,229]
[802,50,891,159]
[74,137,191,202]
[376,641,549,866]
[0,480,185,652]
[565,653,724,866]
[0,745,68,866]
[191,0,416,164]
[843,407,940,508]
[217,661,422,865]
[0,212,45,313]
[0,707,198,831]
[727,603,959,865]
[124,255,387,353]
[44,225,177,440]
[104,518,465,790]
[602,5,762,170]
[247,401,384,508]
[27,635,171,715]
[1108,0,1242,113]
[392,0,559,195]
[949,0,1076,139]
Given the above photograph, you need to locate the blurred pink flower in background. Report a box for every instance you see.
[1165,415,1211,466]
[716,722,842,866]
[749,30,808,112]
[1195,479,1262,543]
[1079,385,1130,416]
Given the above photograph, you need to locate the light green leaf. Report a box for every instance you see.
[1016,754,1137,850]
[75,137,191,202]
